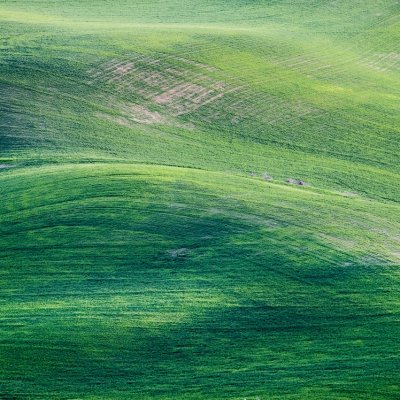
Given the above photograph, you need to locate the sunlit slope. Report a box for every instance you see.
[1,1,399,200]
[1,1,400,399]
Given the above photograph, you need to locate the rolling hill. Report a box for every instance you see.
[1,1,400,399]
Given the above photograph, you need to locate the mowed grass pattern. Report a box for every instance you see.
[0,1,400,399]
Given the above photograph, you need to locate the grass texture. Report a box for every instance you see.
[0,1,399,399]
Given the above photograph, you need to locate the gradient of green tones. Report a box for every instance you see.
[1,1,399,399]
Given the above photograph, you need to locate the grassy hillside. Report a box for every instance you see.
[1,1,399,399]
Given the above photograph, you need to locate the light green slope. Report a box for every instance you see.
[0,1,399,399]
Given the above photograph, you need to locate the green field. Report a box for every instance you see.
[1,1,400,399]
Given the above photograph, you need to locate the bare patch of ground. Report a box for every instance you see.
[262,173,273,181]
[167,248,191,259]
[0,164,15,169]
[87,53,321,128]
[127,104,165,124]
[286,178,308,186]
[96,102,166,126]
[114,62,135,76]
[87,53,240,119]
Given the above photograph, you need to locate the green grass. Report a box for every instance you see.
[0,1,399,399]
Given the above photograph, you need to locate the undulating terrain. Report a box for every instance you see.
[1,1,399,399]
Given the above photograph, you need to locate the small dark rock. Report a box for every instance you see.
[286,178,308,186]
